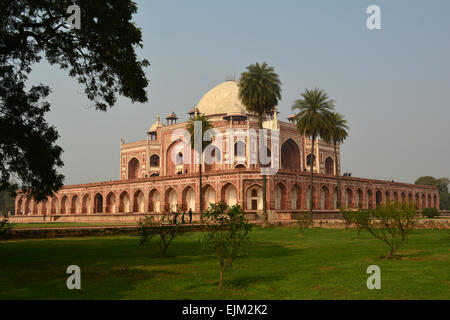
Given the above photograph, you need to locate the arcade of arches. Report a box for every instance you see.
[15,173,439,217]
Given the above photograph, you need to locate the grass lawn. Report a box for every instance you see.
[0,227,448,299]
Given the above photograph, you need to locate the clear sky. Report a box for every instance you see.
[28,0,450,185]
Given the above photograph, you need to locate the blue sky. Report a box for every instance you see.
[29,0,450,185]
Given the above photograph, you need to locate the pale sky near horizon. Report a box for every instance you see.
[27,0,450,186]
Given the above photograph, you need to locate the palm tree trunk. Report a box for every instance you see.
[309,136,315,225]
[334,141,342,209]
[199,161,203,214]
[259,114,269,227]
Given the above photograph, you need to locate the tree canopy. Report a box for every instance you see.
[238,62,281,127]
[0,0,149,200]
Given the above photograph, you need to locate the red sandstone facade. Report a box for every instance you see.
[14,81,439,221]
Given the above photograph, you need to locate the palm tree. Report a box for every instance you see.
[323,112,349,209]
[186,114,213,214]
[239,62,281,227]
[292,88,335,222]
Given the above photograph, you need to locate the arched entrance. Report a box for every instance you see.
[274,183,287,210]
[128,158,140,179]
[246,185,262,210]
[204,146,222,172]
[94,193,103,213]
[71,195,80,214]
[119,191,130,213]
[281,139,301,172]
[60,196,69,214]
[325,157,334,175]
[367,190,374,209]
[82,194,91,214]
[221,183,237,206]
[306,154,316,168]
[376,190,382,207]
[148,189,161,213]
[385,191,390,203]
[105,192,116,213]
[356,189,363,208]
[290,184,301,210]
[203,185,216,209]
[133,190,144,212]
[165,188,178,212]
[51,197,59,215]
[182,187,196,211]
[149,154,160,168]
[320,186,330,209]
[345,188,353,208]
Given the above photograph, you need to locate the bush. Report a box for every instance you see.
[422,207,440,218]
[0,216,13,235]
[200,201,252,289]
[340,209,355,230]
[138,213,187,257]
[353,202,416,259]
[296,212,311,235]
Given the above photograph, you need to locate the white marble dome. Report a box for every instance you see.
[196,80,248,116]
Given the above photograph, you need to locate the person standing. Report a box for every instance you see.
[173,212,178,224]
[188,208,192,224]
[181,211,185,224]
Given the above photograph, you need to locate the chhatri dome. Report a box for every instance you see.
[196,80,248,116]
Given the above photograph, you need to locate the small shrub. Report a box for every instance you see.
[0,217,13,235]
[422,207,440,218]
[340,209,355,230]
[354,202,416,259]
[138,212,187,257]
[200,201,252,289]
[296,212,311,235]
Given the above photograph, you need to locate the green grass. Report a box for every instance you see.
[0,227,449,299]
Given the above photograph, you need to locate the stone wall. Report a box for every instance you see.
[276,218,450,230]
[8,212,257,224]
